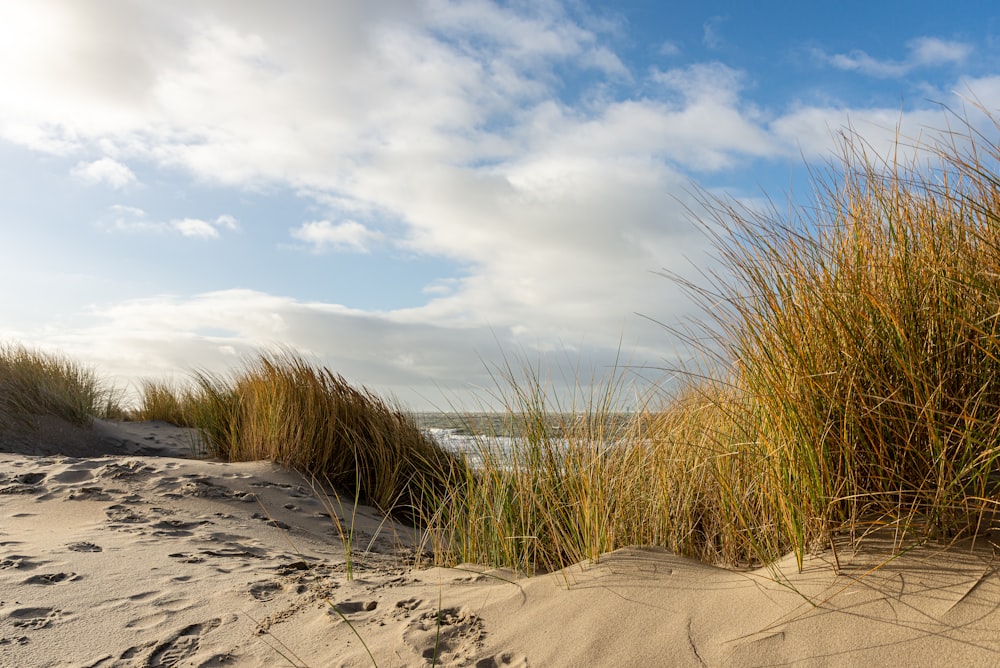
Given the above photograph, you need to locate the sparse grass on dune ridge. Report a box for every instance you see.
[132,378,197,427]
[0,343,125,428]
[416,353,671,574]
[416,361,773,573]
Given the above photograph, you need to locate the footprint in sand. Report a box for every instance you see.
[475,653,531,668]
[0,555,41,570]
[249,581,282,602]
[8,607,61,630]
[66,542,102,553]
[0,481,42,495]
[0,636,30,647]
[149,518,213,537]
[23,572,77,585]
[65,486,113,501]
[174,478,244,500]
[124,610,172,632]
[249,480,311,498]
[144,618,221,668]
[98,460,155,481]
[0,471,45,496]
[330,600,379,617]
[167,552,206,564]
[402,607,485,665]
[393,597,423,619]
[105,504,148,524]
[250,512,291,530]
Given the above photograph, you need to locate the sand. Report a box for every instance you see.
[3,416,1000,667]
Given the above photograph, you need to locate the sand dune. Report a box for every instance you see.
[3,418,1000,666]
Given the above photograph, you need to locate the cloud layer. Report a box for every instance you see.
[1,1,998,408]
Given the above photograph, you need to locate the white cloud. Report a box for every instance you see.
[71,157,137,189]
[953,75,1000,112]
[102,206,238,239]
[822,49,909,78]
[908,37,973,66]
[173,215,238,239]
[768,104,966,162]
[658,41,681,57]
[816,36,973,78]
[101,205,158,234]
[290,220,384,253]
[653,61,744,105]
[702,16,727,49]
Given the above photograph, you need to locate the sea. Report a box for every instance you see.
[412,413,518,463]
[412,412,636,465]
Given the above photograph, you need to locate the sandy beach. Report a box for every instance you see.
[3,416,1000,667]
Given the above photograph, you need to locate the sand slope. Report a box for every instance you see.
[3,418,1000,667]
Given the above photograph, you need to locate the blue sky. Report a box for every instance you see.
[2,1,999,410]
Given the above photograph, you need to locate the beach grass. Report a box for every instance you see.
[136,350,457,521]
[675,117,1000,566]
[0,343,125,429]
[132,378,197,426]
[417,114,1000,572]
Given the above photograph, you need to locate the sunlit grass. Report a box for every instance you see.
[137,350,457,521]
[418,113,1000,572]
[674,117,1000,566]
[0,343,125,428]
[416,364,775,573]
[132,378,197,426]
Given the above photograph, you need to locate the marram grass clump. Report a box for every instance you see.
[416,364,774,573]
[0,343,125,428]
[420,115,1000,573]
[139,351,457,521]
[418,356,652,574]
[131,379,197,427]
[681,119,1000,566]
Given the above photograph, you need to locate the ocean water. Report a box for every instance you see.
[415,412,631,468]
[422,427,521,470]
[414,414,530,467]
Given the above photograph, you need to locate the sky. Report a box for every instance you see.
[2,1,999,411]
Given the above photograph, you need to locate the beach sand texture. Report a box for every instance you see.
[3,416,1000,667]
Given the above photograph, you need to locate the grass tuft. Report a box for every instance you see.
[0,343,125,428]
[142,350,458,521]
[674,116,1000,565]
[418,112,1000,573]
[132,379,198,426]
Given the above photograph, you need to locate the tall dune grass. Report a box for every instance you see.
[138,351,456,520]
[417,366,767,573]
[682,120,1000,565]
[417,355,650,573]
[419,115,1000,573]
